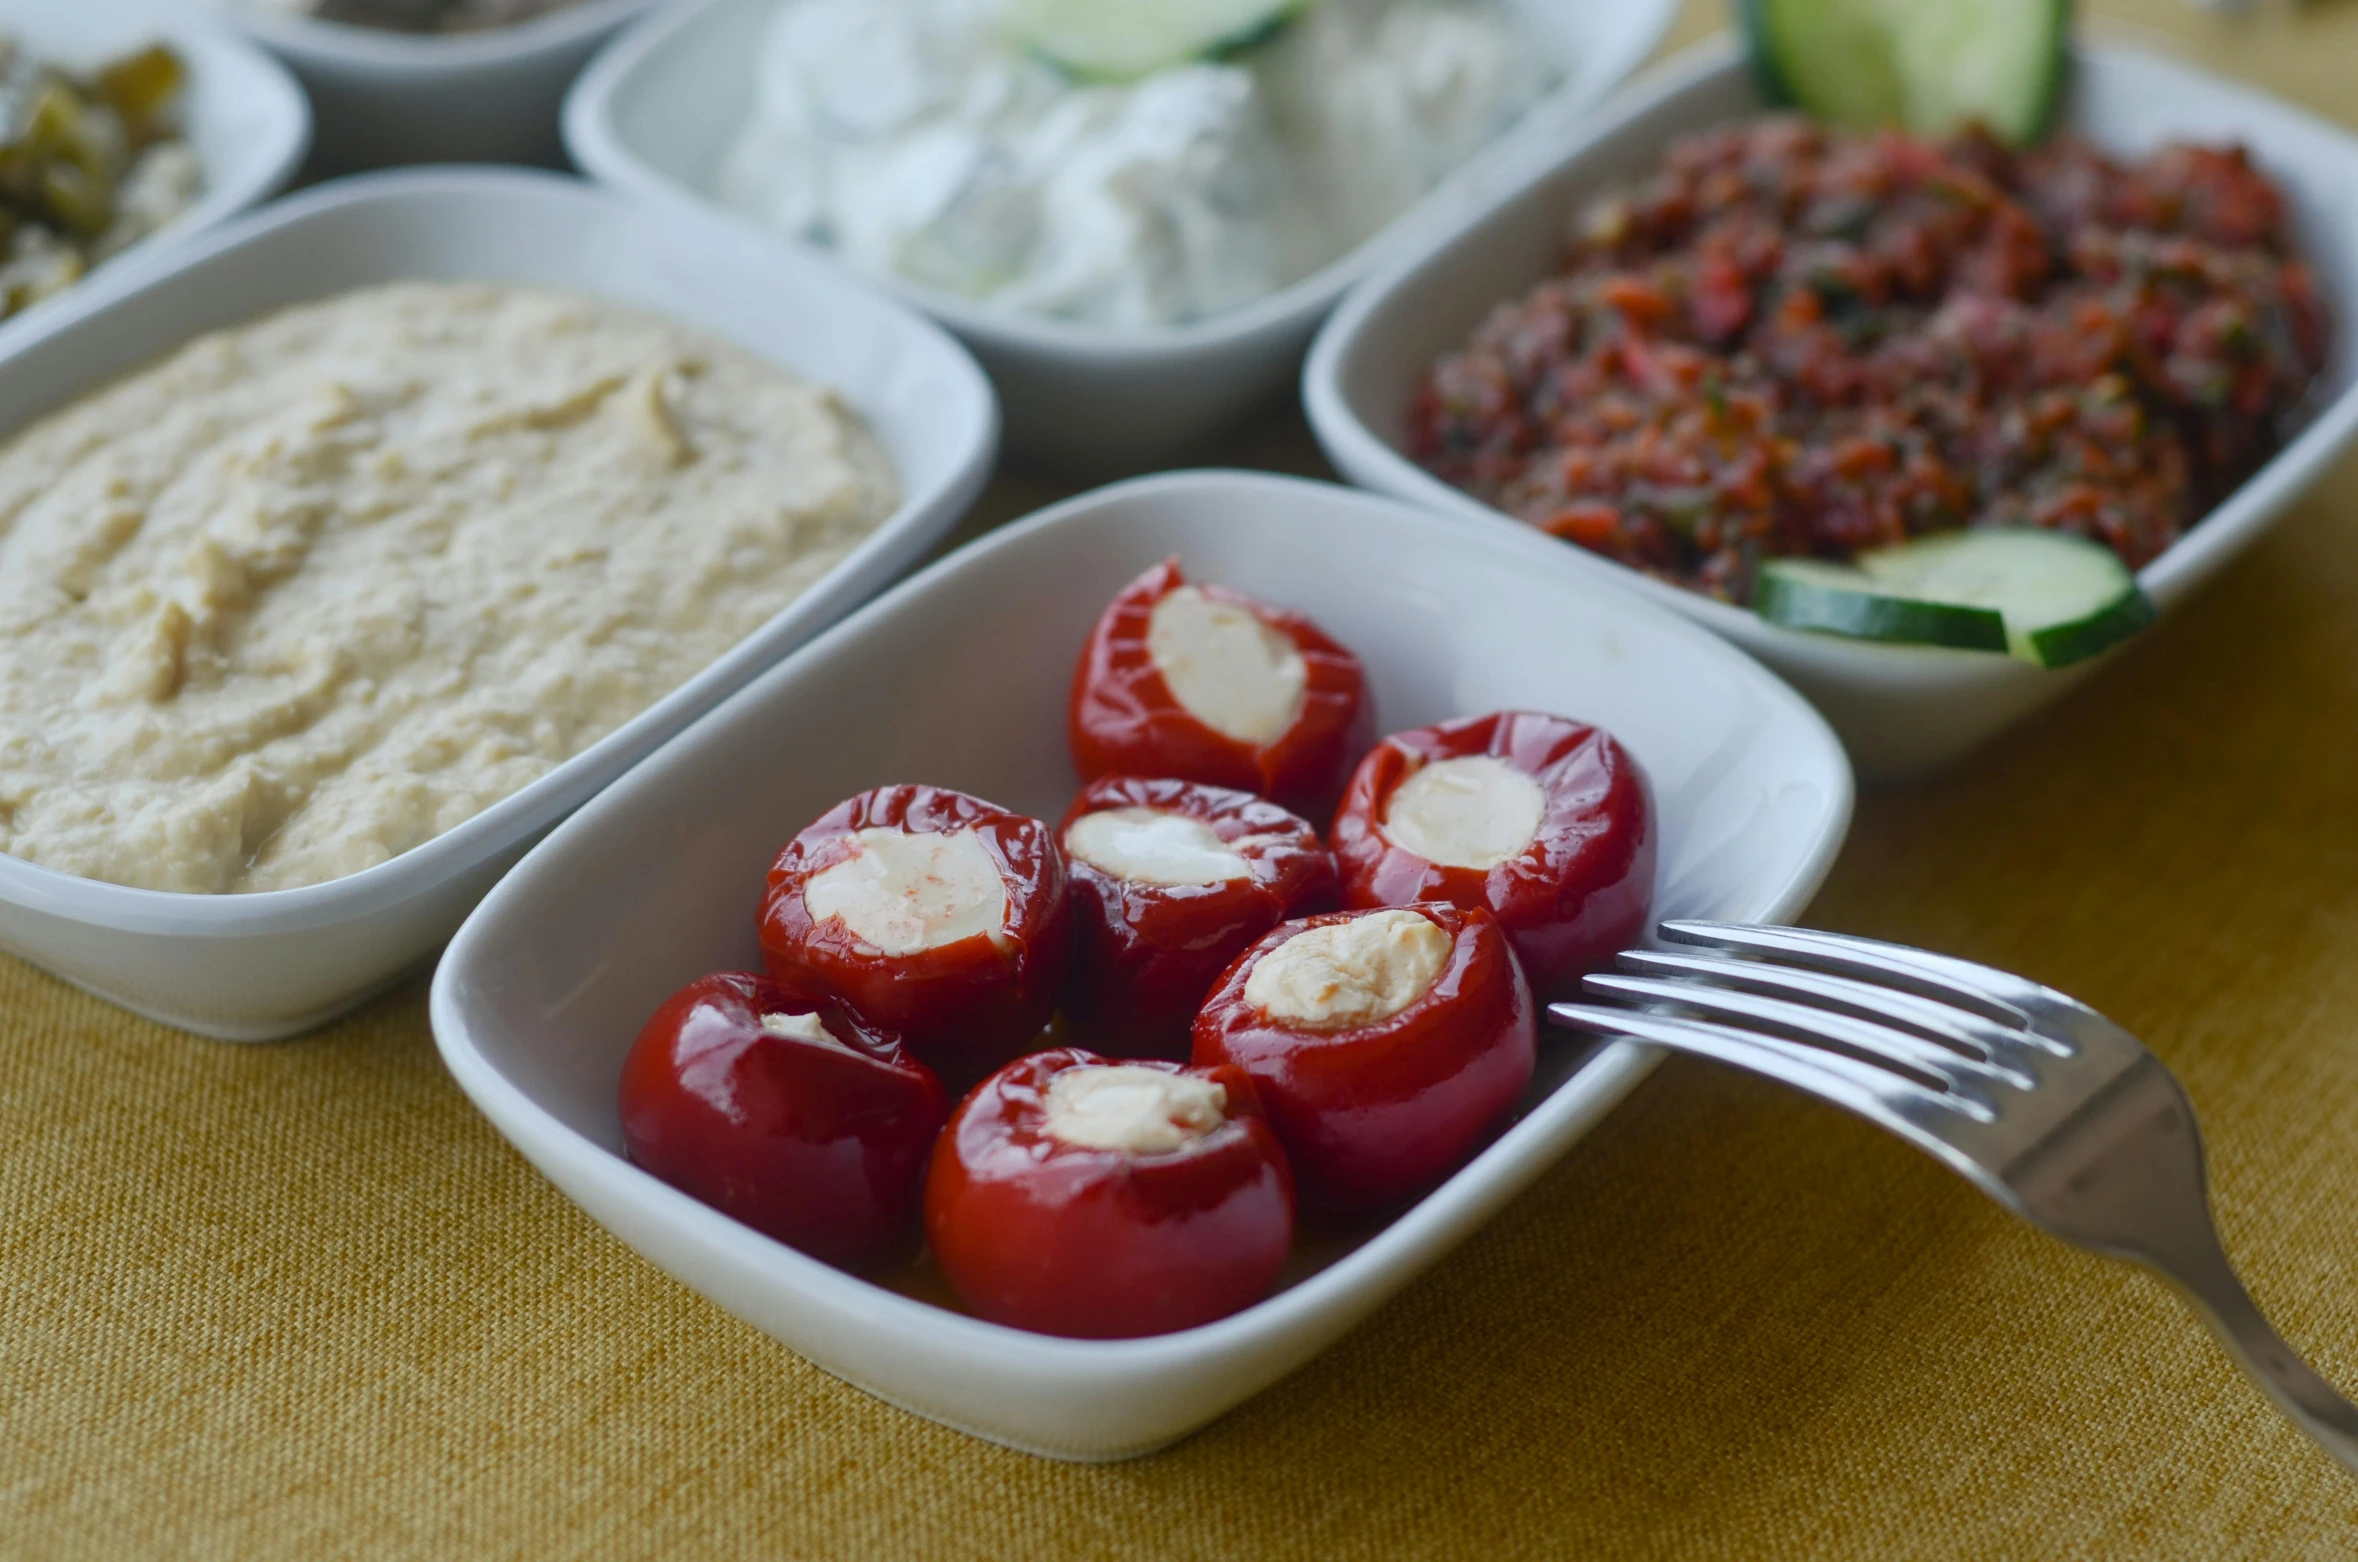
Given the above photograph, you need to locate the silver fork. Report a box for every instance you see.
[1549,919,2358,1475]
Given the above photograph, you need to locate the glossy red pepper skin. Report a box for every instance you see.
[618,971,949,1266]
[759,786,1070,1086]
[1057,777,1337,1061]
[924,1049,1295,1338]
[1068,558,1372,817]
[1330,710,1655,1000]
[1191,904,1534,1213]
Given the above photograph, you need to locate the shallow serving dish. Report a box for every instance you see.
[0,0,309,333]
[1305,38,2358,779]
[429,469,1853,1461]
[0,166,996,1041]
[205,0,662,171]
[563,0,1679,470]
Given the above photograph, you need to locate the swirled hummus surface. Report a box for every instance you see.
[0,281,897,893]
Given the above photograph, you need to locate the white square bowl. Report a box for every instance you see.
[0,165,997,1040]
[1305,38,2358,779]
[562,0,1680,470]
[0,0,310,332]
[429,469,1853,1461]
[203,0,663,171]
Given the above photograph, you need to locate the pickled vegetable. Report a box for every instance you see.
[0,36,200,323]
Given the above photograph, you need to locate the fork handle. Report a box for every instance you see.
[2147,1231,2358,1472]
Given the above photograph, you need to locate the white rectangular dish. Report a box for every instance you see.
[429,469,1853,1461]
[0,0,310,334]
[563,0,1679,470]
[1305,39,2358,779]
[0,166,997,1041]
[204,0,662,171]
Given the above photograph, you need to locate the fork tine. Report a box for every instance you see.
[1615,950,2070,1067]
[1582,972,2021,1103]
[1660,920,2066,1031]
[1548,1002,1990,1124]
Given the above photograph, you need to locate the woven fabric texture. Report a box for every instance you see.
[10,2,2358,1555]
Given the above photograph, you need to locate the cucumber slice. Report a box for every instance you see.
[1742,0,2072,144]
[1756,528,2155,668]
[1004,0,1309,82]
[1755,558,2010,652]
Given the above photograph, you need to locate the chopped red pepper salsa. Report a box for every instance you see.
[1408,117,2331,601]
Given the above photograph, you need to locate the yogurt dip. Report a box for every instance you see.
[0,281,897,894]
[714,0,1561,329]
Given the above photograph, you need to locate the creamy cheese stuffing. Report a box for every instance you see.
[0,281,896,894]
[714,0,1560,329]
[1043,1064,1227,1155]
[1064,806,1252,886]
[1147,585,1306,745]
[1244,908,1449,1030]
[757,1009,838,1046]
[803,826,1010,955]
[1383,756,1545,870]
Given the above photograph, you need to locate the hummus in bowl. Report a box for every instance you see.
[0,281,897,894]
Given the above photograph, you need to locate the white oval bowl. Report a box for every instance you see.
[1306,38,2358,779]
[429,468,1853,1461]
[0,0,309,334]
[563,0,1680,470]
[0,166,998,1040]
[204,0,663,170]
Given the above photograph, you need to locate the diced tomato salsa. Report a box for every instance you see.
[1408,117,2331,601]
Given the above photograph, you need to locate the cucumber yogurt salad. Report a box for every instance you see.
[714,0,1565,330]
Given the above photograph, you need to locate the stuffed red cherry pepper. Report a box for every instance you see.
[1069,559,1371,815]
[1192,904,1533,1212]
[1331,710,1654,999]
[760,786,1069,1083]
[619,971,949,1265]
[1057,776,1337,1060]
[924,1049,1294,1338]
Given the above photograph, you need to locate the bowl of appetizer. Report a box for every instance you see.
[0,0,307,331]
[563,0,1680,468]
[212,0,661,169]
[0,166,996,1040]
[1305,11,2358,777]
[429,469,1852,1459]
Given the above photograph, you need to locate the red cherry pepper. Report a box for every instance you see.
[759,786,1069,1085]
[1057,776,1337,1061]
[619,971,949,1266]
[1330,710,1655,999]
[1068,558,1372,817]
[924,1048,1295,1338]
[1191,904,1534,1213]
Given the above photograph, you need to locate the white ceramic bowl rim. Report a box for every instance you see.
[433,466,1855,1376]
[225,0,658,68]
[563,0,1681,361]
[0,162,996,941]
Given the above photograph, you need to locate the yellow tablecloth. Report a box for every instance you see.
[11,3,2358,1554]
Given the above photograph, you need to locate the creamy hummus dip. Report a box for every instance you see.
[715,0,1560,329]
[0,281,897,894]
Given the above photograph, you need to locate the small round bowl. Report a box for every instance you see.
[210,0,662,170]
[0,0,309,334]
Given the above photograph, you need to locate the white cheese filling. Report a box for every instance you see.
[1383,755,1545,870]
[1064,807,1253,887]
[803,825,1010,956]
[1243,908,1449,1030]
[1043,1064,1228,1155]
[756,1009,837,1046]
[1146,585,1307,746]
